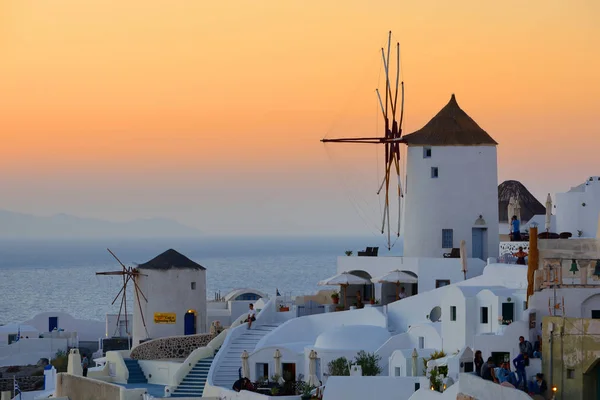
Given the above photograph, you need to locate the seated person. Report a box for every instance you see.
[528,373,548,396]
[355,291,363,308]
[243,378,255,392]
[245,303,256,329]
[232,378,244,392]
[513,247,528,265]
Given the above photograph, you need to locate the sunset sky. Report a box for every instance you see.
[1,0,599,237]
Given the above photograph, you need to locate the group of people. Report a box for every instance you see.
[473,336,547,397]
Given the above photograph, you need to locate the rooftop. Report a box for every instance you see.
[137,249,205,271]
[401,94,498,146]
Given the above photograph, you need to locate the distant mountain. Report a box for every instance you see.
[498,180,546,222]
[0,210,202,239]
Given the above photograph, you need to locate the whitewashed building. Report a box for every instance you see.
[555,176,600,237]
[401,94,499,260]
[133,249,207,346]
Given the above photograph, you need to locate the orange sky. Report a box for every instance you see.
[1,0,599,236]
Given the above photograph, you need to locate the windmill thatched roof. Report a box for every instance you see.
[498,180,546,222]
[401,94,498,146]
[137,249,205,270]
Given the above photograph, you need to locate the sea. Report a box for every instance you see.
[0,236,403,324]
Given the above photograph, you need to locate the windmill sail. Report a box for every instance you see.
[96,248,149,340]
[321,31,405,250]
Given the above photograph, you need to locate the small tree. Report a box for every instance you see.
[354,350,382,376]
[327,357,350,376]
[345,250,353,256]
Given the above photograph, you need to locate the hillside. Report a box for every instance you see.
[498,180,546,222]
[0,210,202,239]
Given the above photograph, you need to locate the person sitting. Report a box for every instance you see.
[474,350,484,376]
[232,378,244,392]
[528,373,548,397]
[245,304,256,329]
[481,357,497,382]
[513,247,528,265]
[355,291,363,308]
[398,286,407,299]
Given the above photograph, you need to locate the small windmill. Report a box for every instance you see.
[321,31,405,250]
[96,249,149,339]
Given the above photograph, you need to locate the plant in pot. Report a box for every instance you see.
[370,297,375,305]
[300,382,315,400]
[331,292,339,304]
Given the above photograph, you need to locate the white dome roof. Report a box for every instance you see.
[314,325,390,351]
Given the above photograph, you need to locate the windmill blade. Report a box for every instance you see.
[114,286,126,336]
[96,271,126,276]
[111,274,132,305]
[133,283,150,338]
[107,248,128,271]
[131,278,148,303]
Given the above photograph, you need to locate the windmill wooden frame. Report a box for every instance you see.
[321,31,405,250]
[96,248,149,339]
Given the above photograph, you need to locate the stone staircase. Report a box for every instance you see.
[124,359,147,384]
[170,356,214,398]
[212,324,280,389]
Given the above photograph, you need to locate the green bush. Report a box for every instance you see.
[51,350,69,373]
[354,350,382,376]
[327,357,350,376]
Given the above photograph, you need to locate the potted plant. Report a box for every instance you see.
[279,304,290,312]
[300,382,315,400]
[331,292,339,304]
[370,297,375,305]
[335,305,345,312]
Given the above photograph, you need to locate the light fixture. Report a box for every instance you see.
[570,260,579,274]
[594,260,600,276]
[552,385,558,392]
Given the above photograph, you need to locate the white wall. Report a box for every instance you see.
[402,145,499,259]
[323,376,421,400]
[138,360,181,385]
[0,338,68,366]
[22,312,105,341]
[133,268,207,345]
[255,308,386,351]
[556,177,600,237]
[337,256,487,295]
[248,346,304,382]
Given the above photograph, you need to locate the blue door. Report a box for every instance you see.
[472,228,485,260]
[184,312,196,335]
[49,317,58,332]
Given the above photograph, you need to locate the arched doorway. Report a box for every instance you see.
[380,270,418,304]
[184,310,197,335]
[348,270,373,307]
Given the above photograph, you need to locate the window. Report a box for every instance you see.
[190,282,196,290]
[235,293,262,301]
[395,367,401,376]
[523,301,527,311]
[418,336,425,349]
[414,382,421,391]
[450,306,457,321]
[442,229,453,248]
[256,363,269,380]
[480,307,489,324]
[592,310,600,319]
[431,167,439,178]
[567,369,575,379]
[436,280,451,288]
[423,147,432,158]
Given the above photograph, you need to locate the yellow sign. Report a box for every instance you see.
[154,312,176,324]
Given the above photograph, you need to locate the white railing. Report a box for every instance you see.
[205,298,274,394]
[105,350,131,384]
[168,328,229,389]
